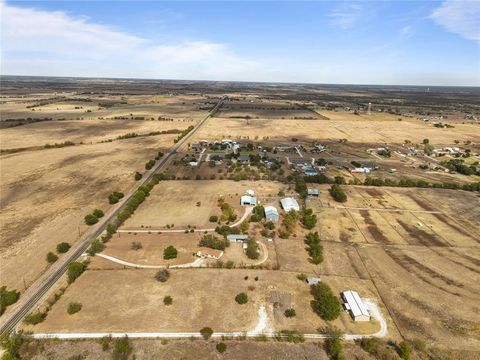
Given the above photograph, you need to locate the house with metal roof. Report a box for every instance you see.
[280,197,300,212]
[240,195,257,206]
[196,248,224,260]
[264,206,279,222]
[227,234,249,242]
[341,290,370,322]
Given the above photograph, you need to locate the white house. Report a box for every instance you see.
[280,197,300,212]
[341,290,370,322]
[264,206,279,222]
[240,195,257,206]
[196,247,224,260]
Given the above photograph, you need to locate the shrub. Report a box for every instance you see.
[92,209,104,218]
[296,273,307,281]
[359,338,380,354]
[163,295,173,305]
[235,292,248,304]
[265,221,275,230]
[67,302,82,315]
[131,241,142,250]
[216,342,227,353]
[56,242,71,253]
[398,341,412,360]
[108,194,119,204]
[145,159,156,170]
[311,283,341,320]
[274,330,304,343]
[301,208,317,229]
[200,327,213,340]
[284,308,296,317]
[0,286,20,315]
[325,327,345,360]
[155,269,170,282]
[163,245,178,260]
[84,214,98,225]
[329,184,347,202]
[67,261,86,283]
[46,251,58,263]
[24,311,47,325]
[134,171,142,181]
[112,336,131,360]
[87,239,105,256]
[304,232,323,264]
[99,336,111,351]
[209,215,218,223]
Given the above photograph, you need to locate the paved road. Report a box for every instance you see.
[0,97,225,337]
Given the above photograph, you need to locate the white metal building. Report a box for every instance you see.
[240,195,257,206]
[341,290,370,322]
[264,206,279,222]
[227,234,249,242]
[280,197,300,212]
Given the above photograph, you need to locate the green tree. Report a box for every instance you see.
[325,326,345,360]
[245,238,259,260]
[235,292,248,304]
[46,251,58,263]
[87,239,105,256]
[67,302,82,314]
[311,283,341,320]
[398,341,412,360]
[67,261,86,283]
[84,214,98,225]
[134,171,142,181]
[199,234,229,250]
[200,327,213,340]
[24,311,47,325]
[92,209,104,218]
[163,245,178,260]
[284,308,296,317]
[209,215,218,223]
[56,242,71,253]
[301,208,317,229]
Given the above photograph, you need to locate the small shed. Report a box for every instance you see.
[341,290,370,322]
[307,188,319,197]
[227,234,249,242]
[306,277,321,285]
[240,195,257,206]
[237,154,250,164]
[280,197,300,212]
[264,206,279,222]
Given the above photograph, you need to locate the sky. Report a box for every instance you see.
[1,0,479,86]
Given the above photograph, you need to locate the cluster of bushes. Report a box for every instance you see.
[274,330,305,343]
[329,184,347,202]
[44,141,75,149]
[245,238,259,260]
[145,159,156,170]
[249,205,265,222]
[218,198,237,222]
[0,286,20,315]
[301,208,317,229]
[24,311,47,325]
[199,234,229,251]
[134,171,143,181]
[108,191,125,204]
[440,158,479,176]
[117,132,138,140]
[67,302,82,315]
[284,308,296,318]
[359,337,418,360]
[46,242,72,263]
[311,283,341,320]
[305,232,323,264]
[209,215,218,223]
[324,327,345,360]
[84,209,104,225]
[173,125,194,143]
[163,245,178,260]
[112,336,132,360]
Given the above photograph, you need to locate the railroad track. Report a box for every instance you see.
[0,96,225,336]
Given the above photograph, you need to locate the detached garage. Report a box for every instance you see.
[264,206,279,222]
[341,290,370,322]
[240,195,257,206]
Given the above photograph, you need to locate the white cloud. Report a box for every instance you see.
[430,0,480,41]
[0,1,268,80]
[328,2,363,29]
[399,24,414,39]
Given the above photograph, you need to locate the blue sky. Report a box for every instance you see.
[1,0,479,85]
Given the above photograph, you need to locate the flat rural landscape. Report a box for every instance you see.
[1,75,479,360]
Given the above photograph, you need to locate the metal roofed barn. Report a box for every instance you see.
[240,195,257,206]
[264,205,279,222]
[341,290,370,322]
[280,197,300,212]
